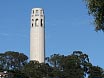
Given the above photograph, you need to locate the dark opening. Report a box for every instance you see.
[32,19,34,21]
[35,19,39,27]
[32,23,33,27]
[41,19,43,27]
[33,10,34,14]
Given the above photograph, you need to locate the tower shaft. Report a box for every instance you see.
[30,8,45,63]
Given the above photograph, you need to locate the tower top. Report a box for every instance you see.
[32,8,43,10]
[31,8,44,16]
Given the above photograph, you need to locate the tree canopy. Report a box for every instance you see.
[23,51,104,78]
[0,51,28,78]
[84,0,104,31]
[0,51,104,78]
[0,51,28,71]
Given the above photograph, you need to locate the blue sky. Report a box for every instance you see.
[0,0,104,68]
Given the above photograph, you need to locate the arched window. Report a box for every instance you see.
[36,10,38,13]
[33,10,34,14]
[35,19,39,27]
[32,19,34,21]
[35,10,39,16]
[40,10,43,15]
[32,23,33,27]
[41,19,43,27]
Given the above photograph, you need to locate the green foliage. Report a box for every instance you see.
[88,66,104,78]
[45,51,90,78]
[84,0,104,31]
[46,54,64,68]
[22,61,51,78]
[0,51,104,78]
[45,51,104,78]
[0,51,28,78]
[0,51,28,71]
[60,51,90,78]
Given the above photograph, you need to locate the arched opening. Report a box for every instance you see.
[40,10,43,15]
[41,19,43,27]
[35,19,39,27]
[36,10,38,13]
[35,10,39,16]
[32,23,33,27]
[32,19,34,21]
[33,10,34,14]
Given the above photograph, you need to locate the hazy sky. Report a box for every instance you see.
[0,0,104,68]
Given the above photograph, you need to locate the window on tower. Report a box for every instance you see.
[35,19,39,27]
[40,10,42,14]
[41,19,43,27]
[32,19,34,21]
[33,10,34,14]
[35,10,39,16]
[36,10,38,13]
[40,10,43,16]
[32,23,33,27]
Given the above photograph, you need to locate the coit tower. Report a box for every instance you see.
[30,8,45,63]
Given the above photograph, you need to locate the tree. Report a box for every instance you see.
[46,51,92,78]
[4,51,28,70]
[88,66,104,78]
[0,51,28,78]
[22,61,51,78]
[1,51,104,78]
[46,54,64,68]
[0,53,6,71]
[46,54,64,78]
[84,0,104,31]
[5,51,21,70]
[60,51,91,78]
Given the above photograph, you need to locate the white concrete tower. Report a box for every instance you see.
[30,8,45,63]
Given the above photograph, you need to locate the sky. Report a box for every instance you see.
[0,0,104,68]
